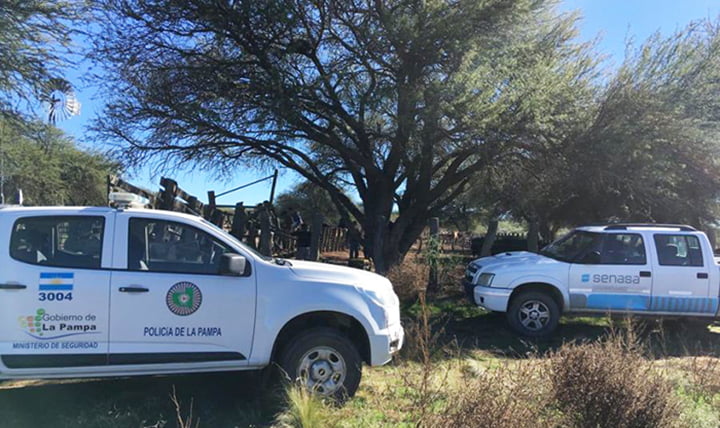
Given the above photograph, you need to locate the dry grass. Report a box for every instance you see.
[424,358,555,428]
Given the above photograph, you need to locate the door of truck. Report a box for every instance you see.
[649,233,716,314]
[0,211,114,371]
[107,213,256,366]
[568,232,653,312]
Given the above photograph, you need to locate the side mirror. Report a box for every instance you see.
[220,253,248,276]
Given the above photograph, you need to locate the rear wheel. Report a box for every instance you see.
[278,327,362,402]
[507,291,560,337]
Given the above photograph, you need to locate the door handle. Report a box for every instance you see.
[119,286,149,293]
[697,272,709,279]
[0,283,27,290]
[639,271,651,277]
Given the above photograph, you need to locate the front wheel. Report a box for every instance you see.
[278,328,362,401]
[507,291,560,337]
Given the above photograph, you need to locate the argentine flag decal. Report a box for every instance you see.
[39,272,74,291]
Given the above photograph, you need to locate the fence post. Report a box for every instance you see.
[159,177,178,211]
[231,202,247,242]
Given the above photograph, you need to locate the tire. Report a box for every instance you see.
[507,291,560,337]
[278,327,362,402]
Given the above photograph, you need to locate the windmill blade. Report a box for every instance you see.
[41,78,81,124]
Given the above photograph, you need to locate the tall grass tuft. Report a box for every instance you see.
[274,383,331,428]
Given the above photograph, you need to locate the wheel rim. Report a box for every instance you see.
[297,346,347,395]
[518,300,551,331]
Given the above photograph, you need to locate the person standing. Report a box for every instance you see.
[293,224,312,260]
[347,221,362,259]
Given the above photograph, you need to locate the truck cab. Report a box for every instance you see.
[0,205,403,400]
[465,224,719,336]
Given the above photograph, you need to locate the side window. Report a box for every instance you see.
[601,234,646,265]
[10,216,104,269]
[128,218,232,274]
[653,235,704,267]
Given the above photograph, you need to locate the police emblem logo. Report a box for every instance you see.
[166,281,202,316]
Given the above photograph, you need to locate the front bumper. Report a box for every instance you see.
[473,285,512,312]
[369,322,404,366]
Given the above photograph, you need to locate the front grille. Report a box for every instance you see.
[465,264,480,282]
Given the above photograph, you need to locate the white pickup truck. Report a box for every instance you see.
[465,224,719,336]
[0,205,403,400]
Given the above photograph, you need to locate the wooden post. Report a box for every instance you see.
[206,191,217,223]
[428,217,440,293]
[159,177,178,211]
[269,169,279,204]
[309,214,324,261]
[231,202,247,241]
[106,175,112,206]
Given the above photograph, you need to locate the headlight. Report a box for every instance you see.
[477,273,495,287]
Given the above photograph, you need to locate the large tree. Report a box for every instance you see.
[90,0,596,272]
[560,21,720,228]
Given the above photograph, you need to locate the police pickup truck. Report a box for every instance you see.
[0,204,403,400]
[465,224,719,337]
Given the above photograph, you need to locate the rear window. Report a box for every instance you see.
[10,216,104,269]
[653,234,703,267]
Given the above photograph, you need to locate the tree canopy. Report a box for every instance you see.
[0,118,119,205]
[90,0,597,271]
[0,0,80,120]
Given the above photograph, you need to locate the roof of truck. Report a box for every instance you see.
[577,223,698,233]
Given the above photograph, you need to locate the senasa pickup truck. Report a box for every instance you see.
[464,224,719,336]
[0,205,403,400]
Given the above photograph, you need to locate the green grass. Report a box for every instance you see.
[1,299,719,427]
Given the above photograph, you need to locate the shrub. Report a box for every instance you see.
[386,257,428,303]
[425,360,555,428]
[550,331,680,428]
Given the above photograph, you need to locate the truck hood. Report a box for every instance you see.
[472,251,564,271]
[288,260,391,291]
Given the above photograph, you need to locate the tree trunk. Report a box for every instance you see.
[480,218,499,257]
[309,214,324,261]
[527,218,539,253]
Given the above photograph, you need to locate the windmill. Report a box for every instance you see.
[0,78,81,204]
[40,78,82,124]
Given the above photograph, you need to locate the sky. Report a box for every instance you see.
[54,0,720,205]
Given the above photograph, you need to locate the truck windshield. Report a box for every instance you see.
[540,230,603,263]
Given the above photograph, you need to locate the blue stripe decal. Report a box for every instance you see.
[40,273,74,279]
[650,296,718,313]
[586,294,650,310]
[39,284,73,291]
[583,294,718,313]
